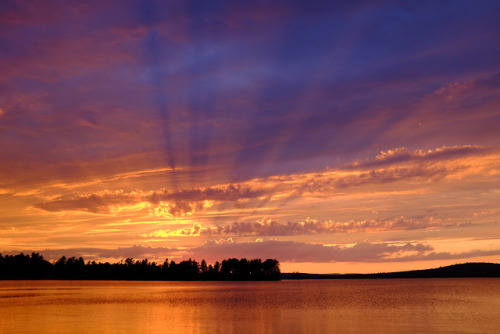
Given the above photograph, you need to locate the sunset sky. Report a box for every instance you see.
[1,0,499,273]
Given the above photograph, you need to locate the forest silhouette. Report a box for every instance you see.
[0,253,281,281]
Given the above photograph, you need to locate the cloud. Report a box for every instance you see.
[202,216,469,236]
[6,240,500,265]
[190,239,424,263]
[3,240,430,263]
[306,165,451,193]
[382,71,500,149]
[296,145,499,197]
[31,145,499,216]
[148,185,264,203]
[190,239,500,263]
[33,185,264,215]
[3,245,181,262]
[348,145,493,169]
[33,192,138,214]
[147,223,202,238]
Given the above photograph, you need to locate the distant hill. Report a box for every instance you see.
[282,262,500,279]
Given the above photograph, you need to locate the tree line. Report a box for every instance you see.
[0,252,281,281]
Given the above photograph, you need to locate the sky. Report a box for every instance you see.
[1,0,499,273]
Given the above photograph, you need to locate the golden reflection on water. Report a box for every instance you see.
[0,279,499,333]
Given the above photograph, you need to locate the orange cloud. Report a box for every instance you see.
[30,145,499,220]
[201,216,470,236]
[33,185,265,215]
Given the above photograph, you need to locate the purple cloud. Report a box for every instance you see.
[6,240,499,265]
[348,145,494,169]
[190,239,500,263]
[33,185,264,214]
[202,217,469,236]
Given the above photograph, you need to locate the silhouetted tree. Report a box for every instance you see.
[0,252,52,279]
[262,259,280,280]
[200,259,208,274]
[0,253,282,281]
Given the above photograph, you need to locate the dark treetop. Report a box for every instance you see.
[0,253,280,281]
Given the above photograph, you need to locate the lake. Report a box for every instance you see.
[0,279,498,333]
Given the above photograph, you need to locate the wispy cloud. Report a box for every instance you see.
[30,145,499,218]
[8,240,499,265]
[201,216,469,236]
[190,239,500,263]
[347,145,493,169]
[33,185,264,215]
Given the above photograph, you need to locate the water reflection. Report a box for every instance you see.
[0,279,499,333]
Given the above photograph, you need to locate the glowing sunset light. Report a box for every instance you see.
[1,0,499,274]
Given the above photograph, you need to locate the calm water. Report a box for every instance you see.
[0,279,498,333]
